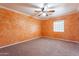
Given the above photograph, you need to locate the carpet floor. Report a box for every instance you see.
[0,38,79,56]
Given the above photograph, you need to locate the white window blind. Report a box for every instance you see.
[53,20,64,32]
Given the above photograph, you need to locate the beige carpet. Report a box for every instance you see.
[0,38,79,56]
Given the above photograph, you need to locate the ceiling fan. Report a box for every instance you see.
[33,3,55,16]
[4,3,64,17]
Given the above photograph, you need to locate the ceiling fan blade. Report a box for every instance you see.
[35,10,41,12]
[37,12,44,16]
[47,10,55,12]
[38,13,42,16]
[32,11,42,16]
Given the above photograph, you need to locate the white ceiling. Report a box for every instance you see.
[0,3,79,19]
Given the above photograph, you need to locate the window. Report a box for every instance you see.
[53,20,64,32]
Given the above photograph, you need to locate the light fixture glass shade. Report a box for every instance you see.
[42,13,46,16]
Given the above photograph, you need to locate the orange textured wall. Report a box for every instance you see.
[0,7,79,47]
[42,13,79,42]
[0,8,41,47]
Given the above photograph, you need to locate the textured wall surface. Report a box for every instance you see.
[0,8,41,47]
[41,13,79,42]
[0,7,79,48]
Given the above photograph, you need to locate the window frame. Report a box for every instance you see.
[53,20,64,32]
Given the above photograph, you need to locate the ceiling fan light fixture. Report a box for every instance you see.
[33,3,55,17]
[42,13,47,16]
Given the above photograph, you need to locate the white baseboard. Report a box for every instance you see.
[0,36,41,49]
[42,36,79,44]
[0,36,79,49]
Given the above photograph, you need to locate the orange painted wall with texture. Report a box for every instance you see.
[0,7,79,48]
[0,8,41,47]
[41,13,79,42]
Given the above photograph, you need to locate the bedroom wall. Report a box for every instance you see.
[41,13,79,42]
[0,7,79,48]
[0,8,41,47]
